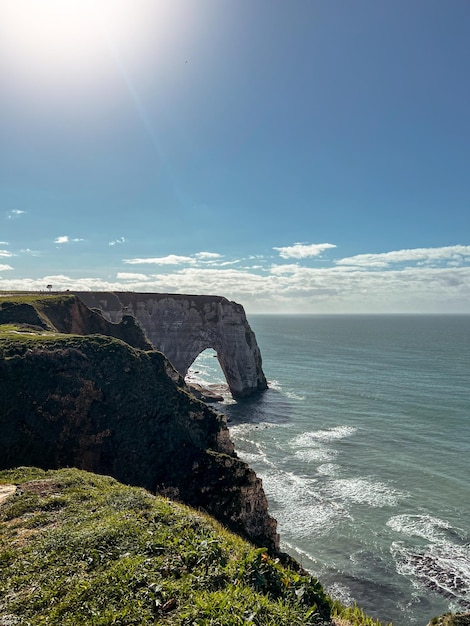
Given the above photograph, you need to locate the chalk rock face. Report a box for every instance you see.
[74,292,268,399]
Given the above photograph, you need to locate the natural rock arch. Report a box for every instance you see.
[74,292,268,398]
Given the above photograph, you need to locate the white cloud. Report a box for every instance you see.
[109,237,126,246]
[1,245,469,314]
[0,249,13,258]
[54,236,84,244]
[7,209,26,219]
[274,243,336,259]
[336,245,470,269]
[146,267,272,297]
[195,252,221,260]
[0,264,13,271]
[124,255,195,265]
[123,251,223,266]
[116,272,151,280]
[219,260,242,267]
[270,264,300,275]
[0,241,9,245]
[20,249,41,256]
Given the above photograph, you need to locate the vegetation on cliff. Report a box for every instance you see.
[0,466,386,626]
[0,294,277,551]
[0,293,152,349]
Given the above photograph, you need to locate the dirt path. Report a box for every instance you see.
[0,484,17,505]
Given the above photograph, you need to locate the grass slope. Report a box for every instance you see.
[0,467,388,626]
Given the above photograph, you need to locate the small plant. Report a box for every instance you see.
[332,601,393,626]
[236,548,332,622]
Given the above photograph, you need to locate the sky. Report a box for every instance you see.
[1,0,470,314]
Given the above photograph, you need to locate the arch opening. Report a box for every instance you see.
[185,348,232,403]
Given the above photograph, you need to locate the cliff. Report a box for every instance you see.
[0,293,152,350]
[73,292,268,398]
[0,294,278,551]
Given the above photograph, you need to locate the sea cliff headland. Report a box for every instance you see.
[0,293,277,551]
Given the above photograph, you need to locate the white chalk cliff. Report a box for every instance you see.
[74,292,268,398]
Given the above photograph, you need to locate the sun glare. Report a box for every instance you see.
[0,0,159,90]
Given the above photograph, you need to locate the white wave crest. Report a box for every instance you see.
[231,438,278,470]
[324,478,405,507]
[260,469,351,537]
[317,463,342,476]
[268,379,282,392]
[326,582,354,607]
[292,426,357,446]
[229,421,280,436]
[387,514,454,543]
[285,390,306,400]
[295,447,338,463]
[391,540,470,604]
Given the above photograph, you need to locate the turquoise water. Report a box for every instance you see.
[187,315,470,626]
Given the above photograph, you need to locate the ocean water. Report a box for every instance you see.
[186,315,470,626]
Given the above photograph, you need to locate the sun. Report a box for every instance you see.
[0,0,159,91]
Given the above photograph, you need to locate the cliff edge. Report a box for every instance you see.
[0,294,278,551]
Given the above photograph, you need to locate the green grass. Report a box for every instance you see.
[0,467,390,626]
[0,468,330,626]
[0,323,59,338]
[0,293,72,305]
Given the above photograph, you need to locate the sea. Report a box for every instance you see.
[185,314,470,626]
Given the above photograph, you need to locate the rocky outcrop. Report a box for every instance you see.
[0,294,278,551]
[0,294,152,350]
[74,292,268,399]
[428,614,470,626]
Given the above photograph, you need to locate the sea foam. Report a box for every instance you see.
[292,426,357,445]
[387,514,466,544]
[324,478,405,507]
[260,468,351,537]
[388,514,470,607]
[391,540,470,607]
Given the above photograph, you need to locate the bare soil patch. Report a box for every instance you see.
[0,484,16,505]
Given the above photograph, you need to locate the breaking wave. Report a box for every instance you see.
[388,514,470,608]
[292,426,357,445]
[324,477,406,507]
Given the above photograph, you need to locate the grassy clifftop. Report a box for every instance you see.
[0,466,382,626]
[0,293,152,349]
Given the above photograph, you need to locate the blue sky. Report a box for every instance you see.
[1,0,469,313]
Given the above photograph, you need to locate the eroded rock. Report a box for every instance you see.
[74,292,268,398]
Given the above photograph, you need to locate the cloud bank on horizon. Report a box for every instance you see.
[1,242,469,314]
